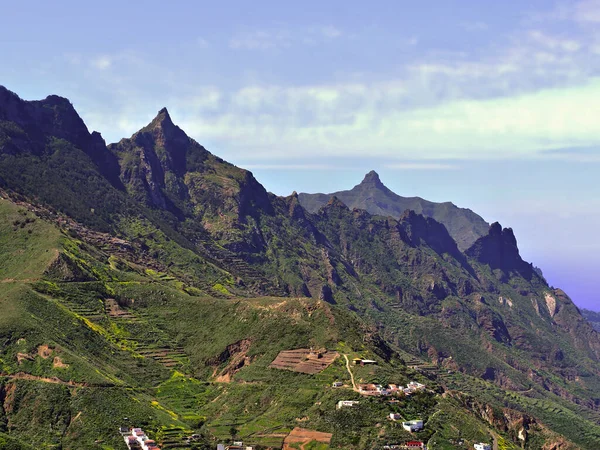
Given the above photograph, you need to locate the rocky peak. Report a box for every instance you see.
[466,222,534,279]
[127,107,194,178]
[0,86,88,143]
[359,170,385,189]
[148,107,175,131]
[0,85,121,186]
[325,196,349,210]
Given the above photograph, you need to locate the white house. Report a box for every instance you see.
[474,444,491,450]
[389,413,402,421]
[337,400,359,409]
[402,420,424,432]
[332,381,343,387]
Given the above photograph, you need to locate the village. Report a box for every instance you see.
[120,426,162,450]
[117,350,493,450]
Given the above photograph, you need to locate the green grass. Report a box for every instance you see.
[0,198,61,281]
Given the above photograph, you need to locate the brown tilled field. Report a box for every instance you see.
[283,427,333,449]
[269,349,339,374]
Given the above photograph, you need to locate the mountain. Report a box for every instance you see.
[1,86,600,449]
[298,170,490,251]
[582,309,600,332]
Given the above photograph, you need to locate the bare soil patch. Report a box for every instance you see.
[283,427,332,449]
[269,349,339,374]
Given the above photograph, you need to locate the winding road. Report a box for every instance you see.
[343,354,357,391]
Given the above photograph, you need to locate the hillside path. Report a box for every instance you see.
[0,372,87,387]
[343,354,357,391]
[490,430,499,450]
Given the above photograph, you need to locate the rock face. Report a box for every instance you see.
[466,222,534,280]
[398,209,464,261]
[0,86,121,186]
[298,170,489,250]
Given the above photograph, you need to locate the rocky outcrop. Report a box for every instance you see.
[0,86,122,187]
[209,339,253,382]
[466,222,534,280]
[398,209,465,262]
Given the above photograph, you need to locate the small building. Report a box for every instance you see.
[353,358,377,366]
[402,420,424,432]
[216,442,253,450]
[332,381,343,387]
[337,400,359,409]
[389,413,402,421]
[132,428,144,437]
[405,441,425,449]
[474,444,492,450]
[143,440,158,450]
[126,436,142,450]
[358,383,378,394]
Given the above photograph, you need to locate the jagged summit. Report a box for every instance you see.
[328,195,348,207]
[40,94,73,107]
[360,170,384,186]
[153,107,173,125]
[466,221,534,280]
[141,106,178,136]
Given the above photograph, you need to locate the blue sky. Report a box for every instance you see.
[2,0,599,309]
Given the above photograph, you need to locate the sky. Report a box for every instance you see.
[1,0,599,309]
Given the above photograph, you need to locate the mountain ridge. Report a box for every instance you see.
[298,170,490,251]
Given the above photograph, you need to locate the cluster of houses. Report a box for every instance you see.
[217,441,254,450]
[356,381,426,396]
[120,427,160,450]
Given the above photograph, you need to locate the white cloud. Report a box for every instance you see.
[174,78,600,161]
[229,30,291,50]
[91,55,112,70]
[573,0,600,23]
[528,30,581,52]
[385,163,460,170]
[242,163,342,170]
[197,37,210,48]
[65,0,600,166]
[229,25,346,50]
[320,25,342,39]
[462,21,489,32]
